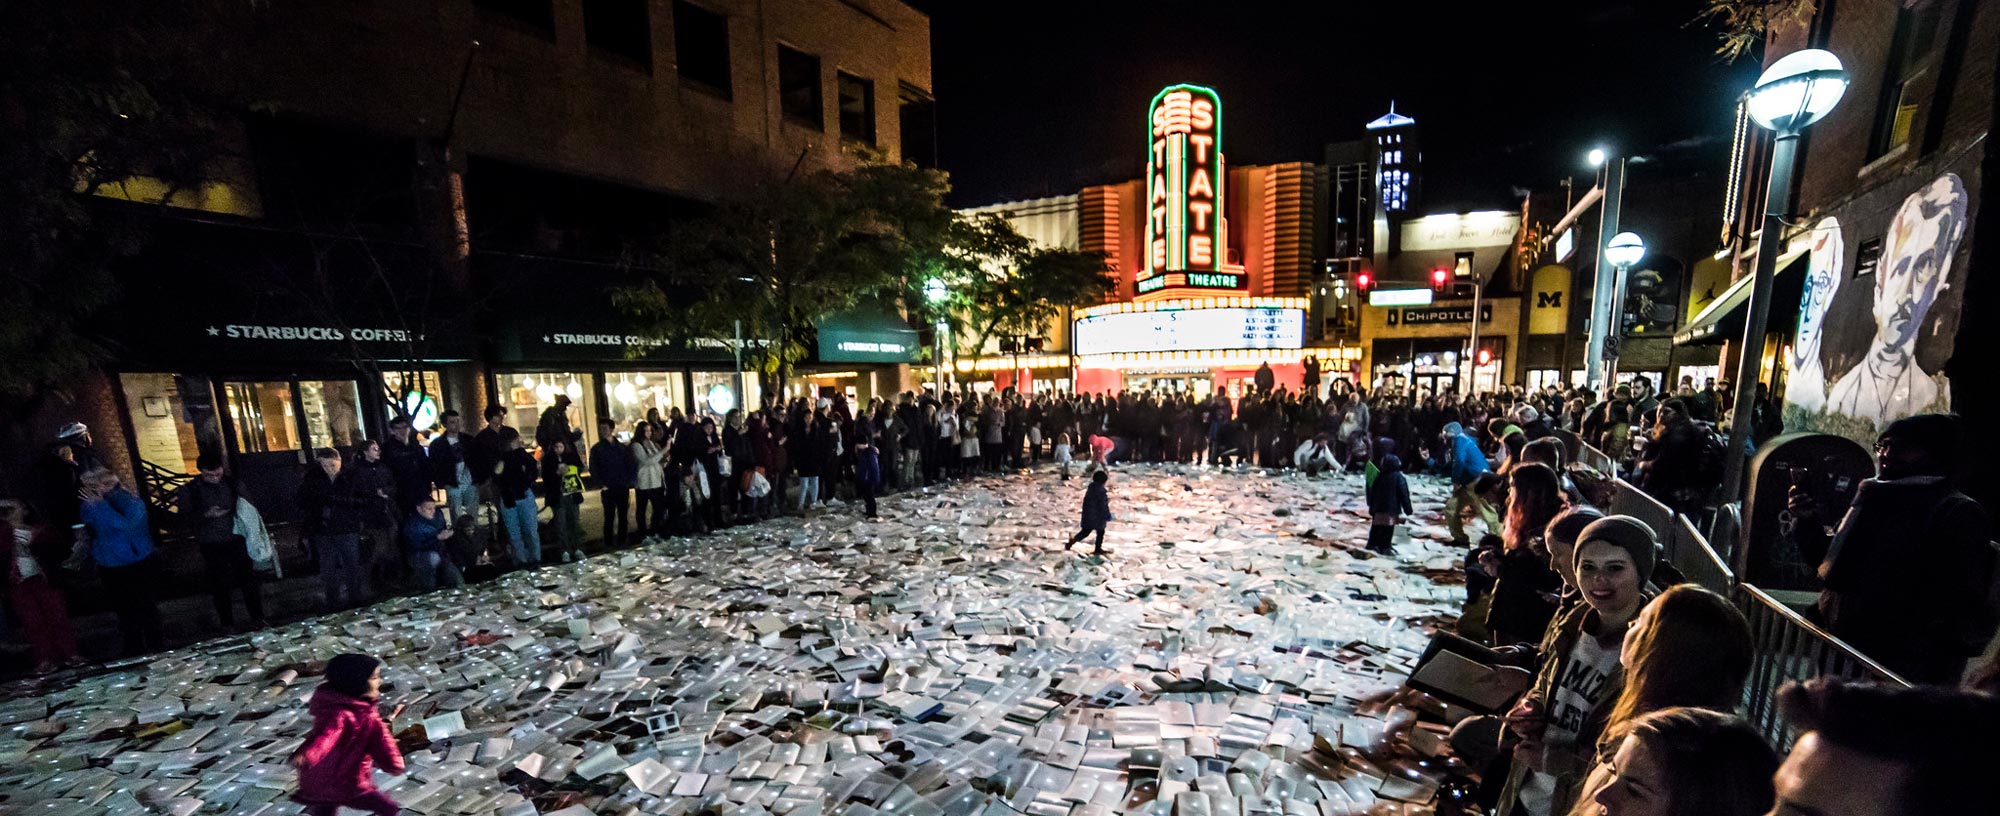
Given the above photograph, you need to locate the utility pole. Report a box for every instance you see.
[1584,156,1627,390]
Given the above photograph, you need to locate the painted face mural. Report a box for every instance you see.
[1786,217,1841,413]
[1823,173,1968,428]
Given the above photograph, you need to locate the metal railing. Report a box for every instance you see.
[1673,514,1736,596]
[1565,439,1910,752]
[1735,583,1912,750]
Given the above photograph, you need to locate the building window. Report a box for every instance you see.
[778,45,822,128]
[899,82,936,168]
[837,72,874,144]
[474,0,556,39]
[605,371,689,425]
[501,372,600,458]
[584,0,652,71]
[120,373,224,477]
[1869,2,1941,159]
[673,0,731,97]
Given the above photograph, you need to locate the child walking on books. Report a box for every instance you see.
[1366,453,1412,554]
[1054,432,1075,480]
[291,653,406,816]
[1065,470,1112,556]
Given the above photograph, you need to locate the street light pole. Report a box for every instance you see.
[1719,132,1798,505]
[1584,154,1627,391]
[1718,49,1849,511]
[1601,232,1647,390]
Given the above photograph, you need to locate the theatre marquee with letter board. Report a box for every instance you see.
[1075,307,1304,356]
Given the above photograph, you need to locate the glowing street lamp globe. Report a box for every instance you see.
[1747,49,1848,134]
[1605,232,1645,268]
[1587,148,1606,167]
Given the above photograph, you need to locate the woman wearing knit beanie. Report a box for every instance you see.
[1494,515,1659,816]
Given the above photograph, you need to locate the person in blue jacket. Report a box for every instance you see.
[1366,453,1413,554]
[1441,421,1492,546]
[78,467,163,655]
[1065,469,1113,556]
[401,495,463,592]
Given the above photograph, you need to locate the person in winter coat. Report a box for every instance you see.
[1633,399,1706,517]
[401,496,463,592]
[589,420,637,549]
[1481,463,1567,646]
[380,417,432,515]
[1496,516,1659,816]
[345,440,399,588]
[853,431,882,519]
[1442,422,1493,546]
[1366,453,1412,554]
[178,452,266,629]
[1066,470,1113,556]
[290,653,406,816]
[632,422,667,538]
[78,467,163,655]
[1785,413,1996,683]
[493,428,542,567]
[0,498,82,673]
[299,449,370,610]
[541,439,584,562]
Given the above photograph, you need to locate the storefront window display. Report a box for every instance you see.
[225,382,301,454]
[604,371,687,426]
[691,371,758,418]
[1674,364,1721,390]
[119,373,223,476]
[300,380,367,449]
[381,369,444,433]
[1526,369,1564,392]
[502,372,599,451]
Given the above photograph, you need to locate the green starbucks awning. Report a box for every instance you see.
[816,304,919,364]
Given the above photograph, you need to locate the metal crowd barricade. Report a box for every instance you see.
[1608,477,1679,560]
[1672,514,1735,596]
[1734,583,1912,750]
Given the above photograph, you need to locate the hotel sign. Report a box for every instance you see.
[1137,84,1242,296]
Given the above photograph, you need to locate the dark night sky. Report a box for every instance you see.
[912,0,1762,211]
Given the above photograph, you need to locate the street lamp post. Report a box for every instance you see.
[1584,148,1628,391]
[1601,231,1647,388]
[1718,49,1849,509]
[924,277,949,399]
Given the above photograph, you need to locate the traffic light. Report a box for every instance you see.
[1476,347,1493,367]
[1431,268,1450,292]
[1355,271,1373,293]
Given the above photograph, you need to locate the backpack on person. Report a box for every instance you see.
[1692,420,1729,484]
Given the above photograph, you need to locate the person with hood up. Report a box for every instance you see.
[1065,470,1113,556]
[1365,452,1412,554]
[290,653,406,816]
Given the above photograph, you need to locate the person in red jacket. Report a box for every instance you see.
[0,498,82,673]
[291,653,406,816]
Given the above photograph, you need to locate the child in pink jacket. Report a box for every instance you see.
[290,653,407,816]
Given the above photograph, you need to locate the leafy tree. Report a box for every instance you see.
[1694,0,1816,60]
[943,216,1111,371]
[615,162,956,392]
[0,0,249,405]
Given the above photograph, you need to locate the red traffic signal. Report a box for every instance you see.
[1476,348,1493,366]
[1355,271,1373,292]
[1431,268,1450,291]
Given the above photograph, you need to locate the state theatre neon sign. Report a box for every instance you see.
[1139,84,1243,296]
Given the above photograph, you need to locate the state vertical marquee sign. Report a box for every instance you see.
[1138,84,1243,297]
